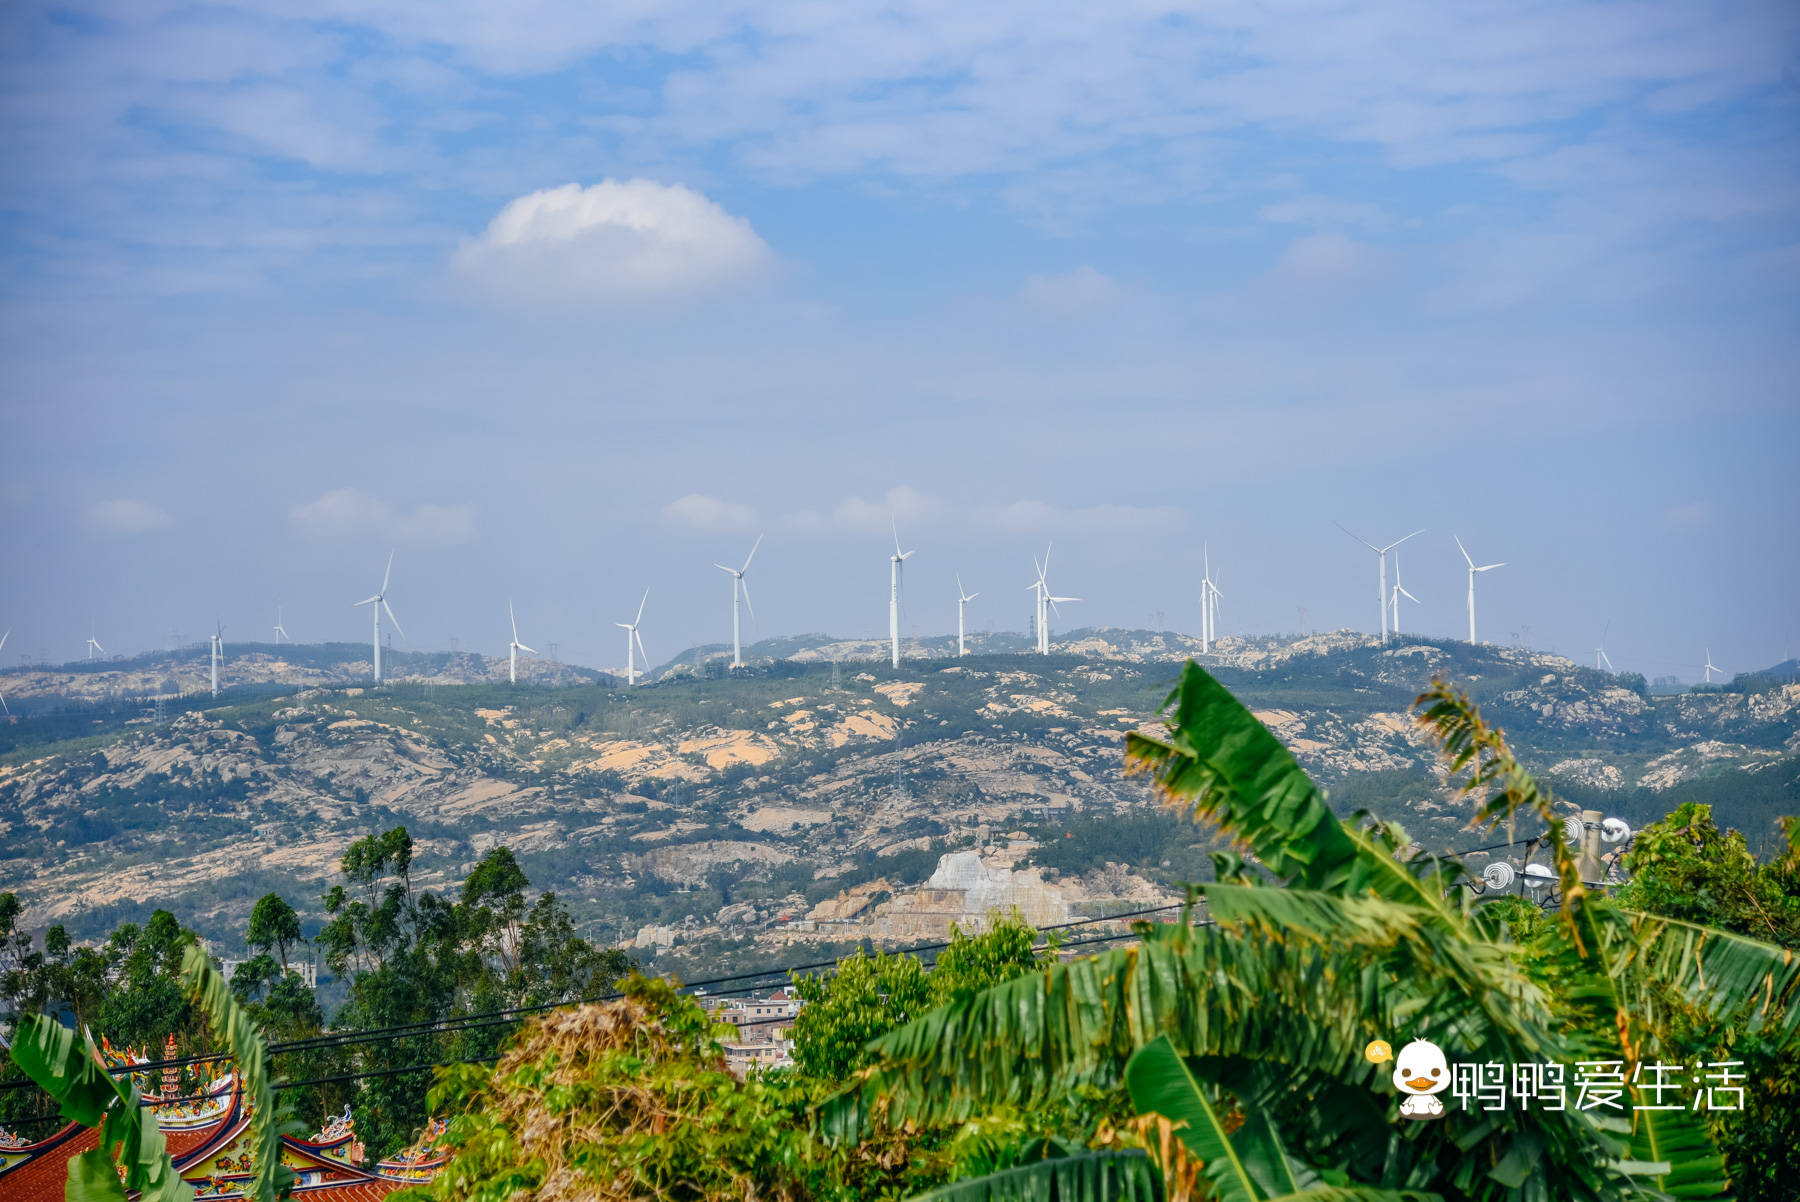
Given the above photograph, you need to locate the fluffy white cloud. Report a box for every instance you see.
[454,179,773,305]
[85,498,172,534]
[290,487,476,545]
[662,493,757,533]
[790,485,940,535]
[1017,266,1123,319]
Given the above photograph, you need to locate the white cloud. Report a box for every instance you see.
[1017,266,1123,319]
[662,493,757,533]
[790,485,940,535]
[290,487,476,545]
[454,179,773,305]
[85,497,172,534]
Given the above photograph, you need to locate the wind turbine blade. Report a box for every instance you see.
[518,642,537,656]
[354,595,379,606]
[1398,587,1419,603]
[1047,597,1061,619]
[968,591,979,601]
[510,601,519,643]
[1454,535,1474,567]
[1384,529,1424,552]
[714,563,735,574]
[1336,522,1379,553]
[635,629,649,668]
[892,518,903,558]
[956,573,965,597]
[741,532,764,573]
[381,549,394,595]
[739,578,755,623]
[615,622,632,630]
[383,600,404,639]
[0,631,8,653]
[1478,562,1507,571]
[635,588,649,626]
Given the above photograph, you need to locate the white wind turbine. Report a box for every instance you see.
[209,622,225,698]
[272,605,290,645]
[956,575,979,658]
[352,550,402,684]
[1388,550,1420,638]
[1199,544,1222,653]
[1453,535,1506,645]
[714,533,763,670]
[1594,623,1614,672]
[507,601,537,685]
[888,521,916,669]
[0,630,9,715]
[1338,525,1422,643]
[1703,649,1725,684]
[85,631,105,661]
[1030,544,1079,655]
[617,589,650,686]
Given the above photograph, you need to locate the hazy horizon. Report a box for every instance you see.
[4,2,1796,683]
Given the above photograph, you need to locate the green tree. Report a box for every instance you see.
[1612,804,1800,1201]
[245,892,304,974]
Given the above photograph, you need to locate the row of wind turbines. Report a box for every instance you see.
[9,520,1738,709]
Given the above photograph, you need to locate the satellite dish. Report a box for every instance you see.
[1481,861,1516,891]
[1562,817,1585,846]
[1523,863,1555,890]
[1602,818,1632,844]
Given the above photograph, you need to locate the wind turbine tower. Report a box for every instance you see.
[714,534,763,670]
[1338,525,1422,643]
[617,589,650,686]
[352,550,402,684]
[209,623,224,698]
[1453,536,1506,645]
[1199,544,1222,653]
[1388,551,1420,638]
[1594,623,1614,672]
[1029,545,1080,654]
[272,606,289,645]
[507,601,537,684]
[956,575,979,657]
[889,521,915,669]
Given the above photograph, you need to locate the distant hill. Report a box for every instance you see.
[1,631,1793,974]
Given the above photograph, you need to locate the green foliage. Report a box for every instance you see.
[245,893,303,973]
[791,917,1052,1082]
[828,664,1789,1201]
[396,976,854,1202]
[904,1151,1159,1202]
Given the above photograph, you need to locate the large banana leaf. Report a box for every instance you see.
[1125,1034,1261,1202]
[180,944,301,1202]
[905,1150,1160,1202]
[8,1013,194,1202]
[1623,911,1800,1052]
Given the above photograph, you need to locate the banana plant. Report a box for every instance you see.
[843,663,1795,1200]
[6,944,298,1202]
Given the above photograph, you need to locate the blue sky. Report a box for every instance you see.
[2,1,1796,680]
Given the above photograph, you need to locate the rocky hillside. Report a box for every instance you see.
[1,631,1794,973]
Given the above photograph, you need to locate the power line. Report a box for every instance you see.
[0,921,1195,1131]
[0,829,1553,1097]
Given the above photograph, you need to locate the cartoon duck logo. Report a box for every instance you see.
[1392,1040,1450,1120]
